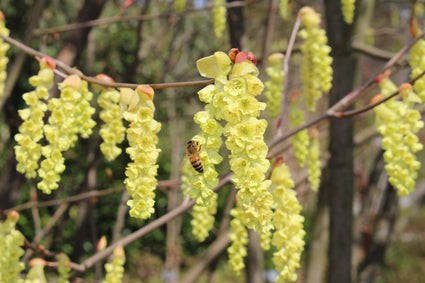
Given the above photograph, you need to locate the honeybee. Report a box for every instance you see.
[186,140,204,173]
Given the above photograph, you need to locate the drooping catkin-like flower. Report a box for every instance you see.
[279,0,289,19]
[0,10,10,98]
[341,0,356,24]
[104,246,126,283]
[372,81,424,196]
[186,88,224,205]
[14,58,54,179]
[289,93,309,167]
[196,50,273,233]
[228,206,248,275]
[190,192,217,242]
[26,258,48,283]
[95,74,126,161]
[307,128,321,191]
[120,86,161,219]
[264,53,285,118]
[175,0,186,12]
[0,211,25,283]
[57,253,71,283]
[224,55,273,233]
[409,22,425,104]
[37,75,96,194]
[298,7,333,111]
[271,158,305,283]
[212,0,226,38]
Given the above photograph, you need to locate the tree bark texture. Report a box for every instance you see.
[57,0,107,66]
[226,0,245,49]
[324,1,356,283]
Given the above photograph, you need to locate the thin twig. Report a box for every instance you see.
[276,15,302,136]
[0,34,214,89]
[33,1,258,36]
[22,203,69,262]
[6,180,177,212]
[269,29,425,151]
[75,174,232,272]
[333,68,425,118]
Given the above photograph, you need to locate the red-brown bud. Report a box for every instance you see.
[228,48,240,63]
[136,84,154,100]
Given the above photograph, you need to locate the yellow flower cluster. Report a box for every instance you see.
[298,7,333,111]
[15,59,53,179]
[264,53,285,118]
[0,11,10,98]
[120,86,161,219]
[307,128,321,191]
[0,211,25,282]
[175,0,186,12]
[279,0,289,19]
[271,160,305,283]
[26,258,47,282]
[212,0,226,38]
[104,246,126,283]
[341,0,356,24]
[95,75,126,161]
[190,193,217,242]
[38,75,96,194]
[409,28,425,103]
[196,50,273,233]
[289,95,309,167]
[228,206,248,275]
[373,76,424,195]
[57,253,71,283]
[186,84,224,205]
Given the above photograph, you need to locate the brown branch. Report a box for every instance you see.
[351,41,401,63]
[260,0,279,72]
[22,203,69,262]
[268,29,425,151]
[74,174,232,272]
[33,1,258,36]
[5,187,123,212]
[6,179,178,212]
[276,14,302,136]
[0,34,214,90]
[333,68,425,118]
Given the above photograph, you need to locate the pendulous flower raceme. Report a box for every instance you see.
[184,54,232,240]
[0,211,25,283]
[104,246,126,283]
[196,50,273,234]
[373,75,424,195]
[37,74,96,194]
[307,128,321,191]
[120,86,161,219]
[289,92,310,167]
[408,21,425,104]
[270,158,305,283]
[341,0,356,24]
[227,206,249,275]
[57,253,71,283]
[279,0,289,19]
[26,258,48,282]
[95,74,126,162]
[264,53,285,118]
[212,0,226,38]
[0,10,10,98]
[298,6,333,111]
[14,58,54,179]
[190,193,218,242]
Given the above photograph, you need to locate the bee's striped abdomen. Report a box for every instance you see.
[190,157,204,173]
